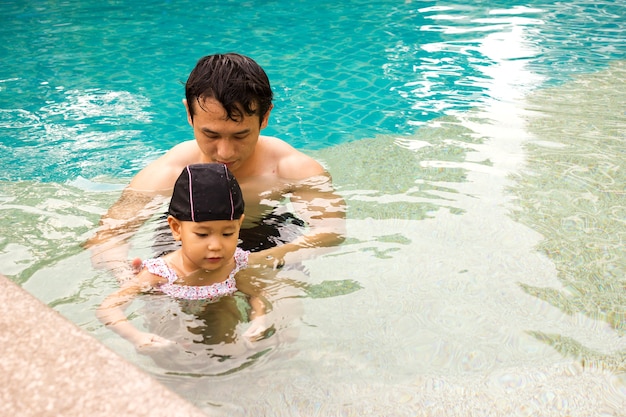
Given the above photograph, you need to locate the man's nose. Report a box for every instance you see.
[215,139,235,161]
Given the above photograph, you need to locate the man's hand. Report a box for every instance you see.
[247,251,285,270]
[131,258,143,273]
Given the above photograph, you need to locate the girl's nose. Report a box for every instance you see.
[206,236,221,250]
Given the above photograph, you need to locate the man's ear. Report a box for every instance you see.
[183,99,193,127]
[168,216,182,241]
[260,104,273,129]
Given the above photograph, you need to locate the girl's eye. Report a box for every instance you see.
[223,232,234,237]
[195,233,208,237]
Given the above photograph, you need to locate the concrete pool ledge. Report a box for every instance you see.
[0,275,207,417]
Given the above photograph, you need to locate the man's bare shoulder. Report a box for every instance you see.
[129,140,202,192]
[260,136,325,179]
[165,140,203,160]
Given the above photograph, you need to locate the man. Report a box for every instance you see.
[86,53,345,282]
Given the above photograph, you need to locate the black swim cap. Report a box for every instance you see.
[168,163,244,222]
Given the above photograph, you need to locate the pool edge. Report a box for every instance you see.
[0,274,208,417]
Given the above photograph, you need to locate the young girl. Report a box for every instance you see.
[97,163,268,352]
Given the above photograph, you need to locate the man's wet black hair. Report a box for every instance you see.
[185,53,273,124]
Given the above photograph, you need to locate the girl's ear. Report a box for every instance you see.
[238,214,245,227]
[168,216,182,241]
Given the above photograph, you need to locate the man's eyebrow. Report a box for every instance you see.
[200,127,251,135]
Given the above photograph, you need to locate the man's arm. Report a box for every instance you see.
[249,158,347,268]
[83,188,168,282]
[280,173,346,261]
[84,146,189,281]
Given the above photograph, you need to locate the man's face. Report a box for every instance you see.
[186,98,270,173]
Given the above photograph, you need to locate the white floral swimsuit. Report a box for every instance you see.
[141,247,249,301]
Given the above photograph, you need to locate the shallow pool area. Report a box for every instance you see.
[1,1,625,416]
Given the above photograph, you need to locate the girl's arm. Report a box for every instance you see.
[96,272,174,351]
[236,270,272,342]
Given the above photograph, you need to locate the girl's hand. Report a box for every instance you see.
[243,316,269,342]
[134,332,176,354]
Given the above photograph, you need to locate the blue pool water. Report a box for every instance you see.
[1,1,623,182]
[1,1,625,415]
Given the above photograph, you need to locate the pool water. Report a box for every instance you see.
[1,1,625,415]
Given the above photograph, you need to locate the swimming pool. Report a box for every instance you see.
[1,0,624,415]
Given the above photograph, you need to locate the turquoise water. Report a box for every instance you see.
[1,1,625,415]
[1,1,623,182]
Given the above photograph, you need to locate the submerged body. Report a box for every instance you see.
[97,164,270,352]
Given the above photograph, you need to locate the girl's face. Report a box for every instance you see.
[168,215,244,273]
